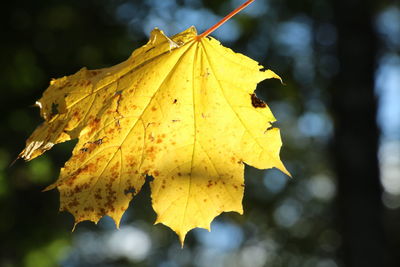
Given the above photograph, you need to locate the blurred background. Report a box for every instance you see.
[1,0,399,266]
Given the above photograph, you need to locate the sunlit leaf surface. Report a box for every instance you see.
[20,27,289,244]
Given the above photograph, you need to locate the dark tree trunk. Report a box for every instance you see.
[332,0,386,266]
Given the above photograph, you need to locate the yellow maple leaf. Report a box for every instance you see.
[19,2,289,245]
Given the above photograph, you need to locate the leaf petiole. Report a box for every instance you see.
[196,0,255,40]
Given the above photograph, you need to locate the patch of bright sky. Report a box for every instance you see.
[374,5,400,206]
[379,141,400,196]
[230,0,269,17]
[276,16,315,85]
[307,174,336,201]
[194,221,243,252]
[276,16,312,56]
[147,0,177,18]
[375,6,400,49]
[375,54,400,140]
[174,7,241,41]
[193,248,227,267]
[273,198,303,228]
[166,244,192,266]
[239,242,274,267]
[65,226,151,264]
[263,168,288,193]
[130,0,241,42]
[105,226,151,261]
[298,111,333,139]
[68,231,105,264]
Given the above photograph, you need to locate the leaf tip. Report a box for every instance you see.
[42,183,56,192]
[111,216,122,229]
[178,232,187,248]
[262,69,283,83]
[154,217,161,225]
[278,163,292,178]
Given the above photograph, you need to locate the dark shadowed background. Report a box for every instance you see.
[1,0,399,266]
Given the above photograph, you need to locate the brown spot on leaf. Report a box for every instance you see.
[146,146,155,153]
[93,137,105,145]
[110,162,120,172]
[107,128,115,134]
[88,118,101,136]
[148,133,155,141]
[250,93,266,108]
[68,198,79,208]
[50,103,59,118]
[89,70,100,77]
[82,163,96,174]
[84,207,94,212]
[74,184,86,193]
[72,110,80,118]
